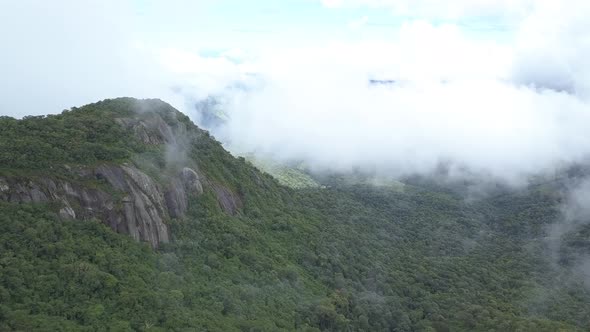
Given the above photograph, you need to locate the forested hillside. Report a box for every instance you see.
[1,98,589,331]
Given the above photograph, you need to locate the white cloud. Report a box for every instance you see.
[0,0,178,116]
[157,48,245,95]
[199,4,590,181]
[348,16,369,30]
[319,0,535,20]
[512,1,590,98]
[321,0,344,8]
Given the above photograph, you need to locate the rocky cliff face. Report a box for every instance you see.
[0,163,206,248]
[211,182,242,215]
[0,108,242,248]
[165,167,204,218]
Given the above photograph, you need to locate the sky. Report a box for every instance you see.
[1,0,590,182]
[0,0,525,115]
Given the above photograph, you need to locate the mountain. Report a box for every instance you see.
[0,98,244,248]
[1,98,589,331]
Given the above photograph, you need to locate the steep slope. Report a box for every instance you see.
[0,98,245,248]
[1,98,589,331]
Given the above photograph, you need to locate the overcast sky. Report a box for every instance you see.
[1,0,590,181]
[0,0,531,116]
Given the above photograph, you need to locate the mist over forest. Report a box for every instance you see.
[1,1,590,331]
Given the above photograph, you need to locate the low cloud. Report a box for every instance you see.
[545,177,590,287]
[203,3,590,182]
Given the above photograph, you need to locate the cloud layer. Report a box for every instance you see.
[207,2,590,181]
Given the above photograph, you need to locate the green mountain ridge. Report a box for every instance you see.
[1,98,589,331]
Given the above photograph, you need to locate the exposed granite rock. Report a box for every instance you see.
[121,165,167,214]
[211,183,242,215]
[165,179,188,219]
[181,167,203,195]
[59,200,76,219]
[0,162,223,248]
[0,164,172,249]
[94,164,170,247]
[117,117,168,145]
[116,114,180,145]
[4,182,49,204]
[164,167,204,218]
[0,178,9,192]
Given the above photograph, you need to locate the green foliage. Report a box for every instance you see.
[245,156,321,189]
[1,98,589,331]
[0,98,146,171]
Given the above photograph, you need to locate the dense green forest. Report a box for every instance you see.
[1,98,589,331]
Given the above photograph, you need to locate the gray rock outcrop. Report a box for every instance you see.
[211,183,242,215]
[0,163,213,248]
[0,164,175,248]
[116,115,177,145]
[164,167,204,218]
